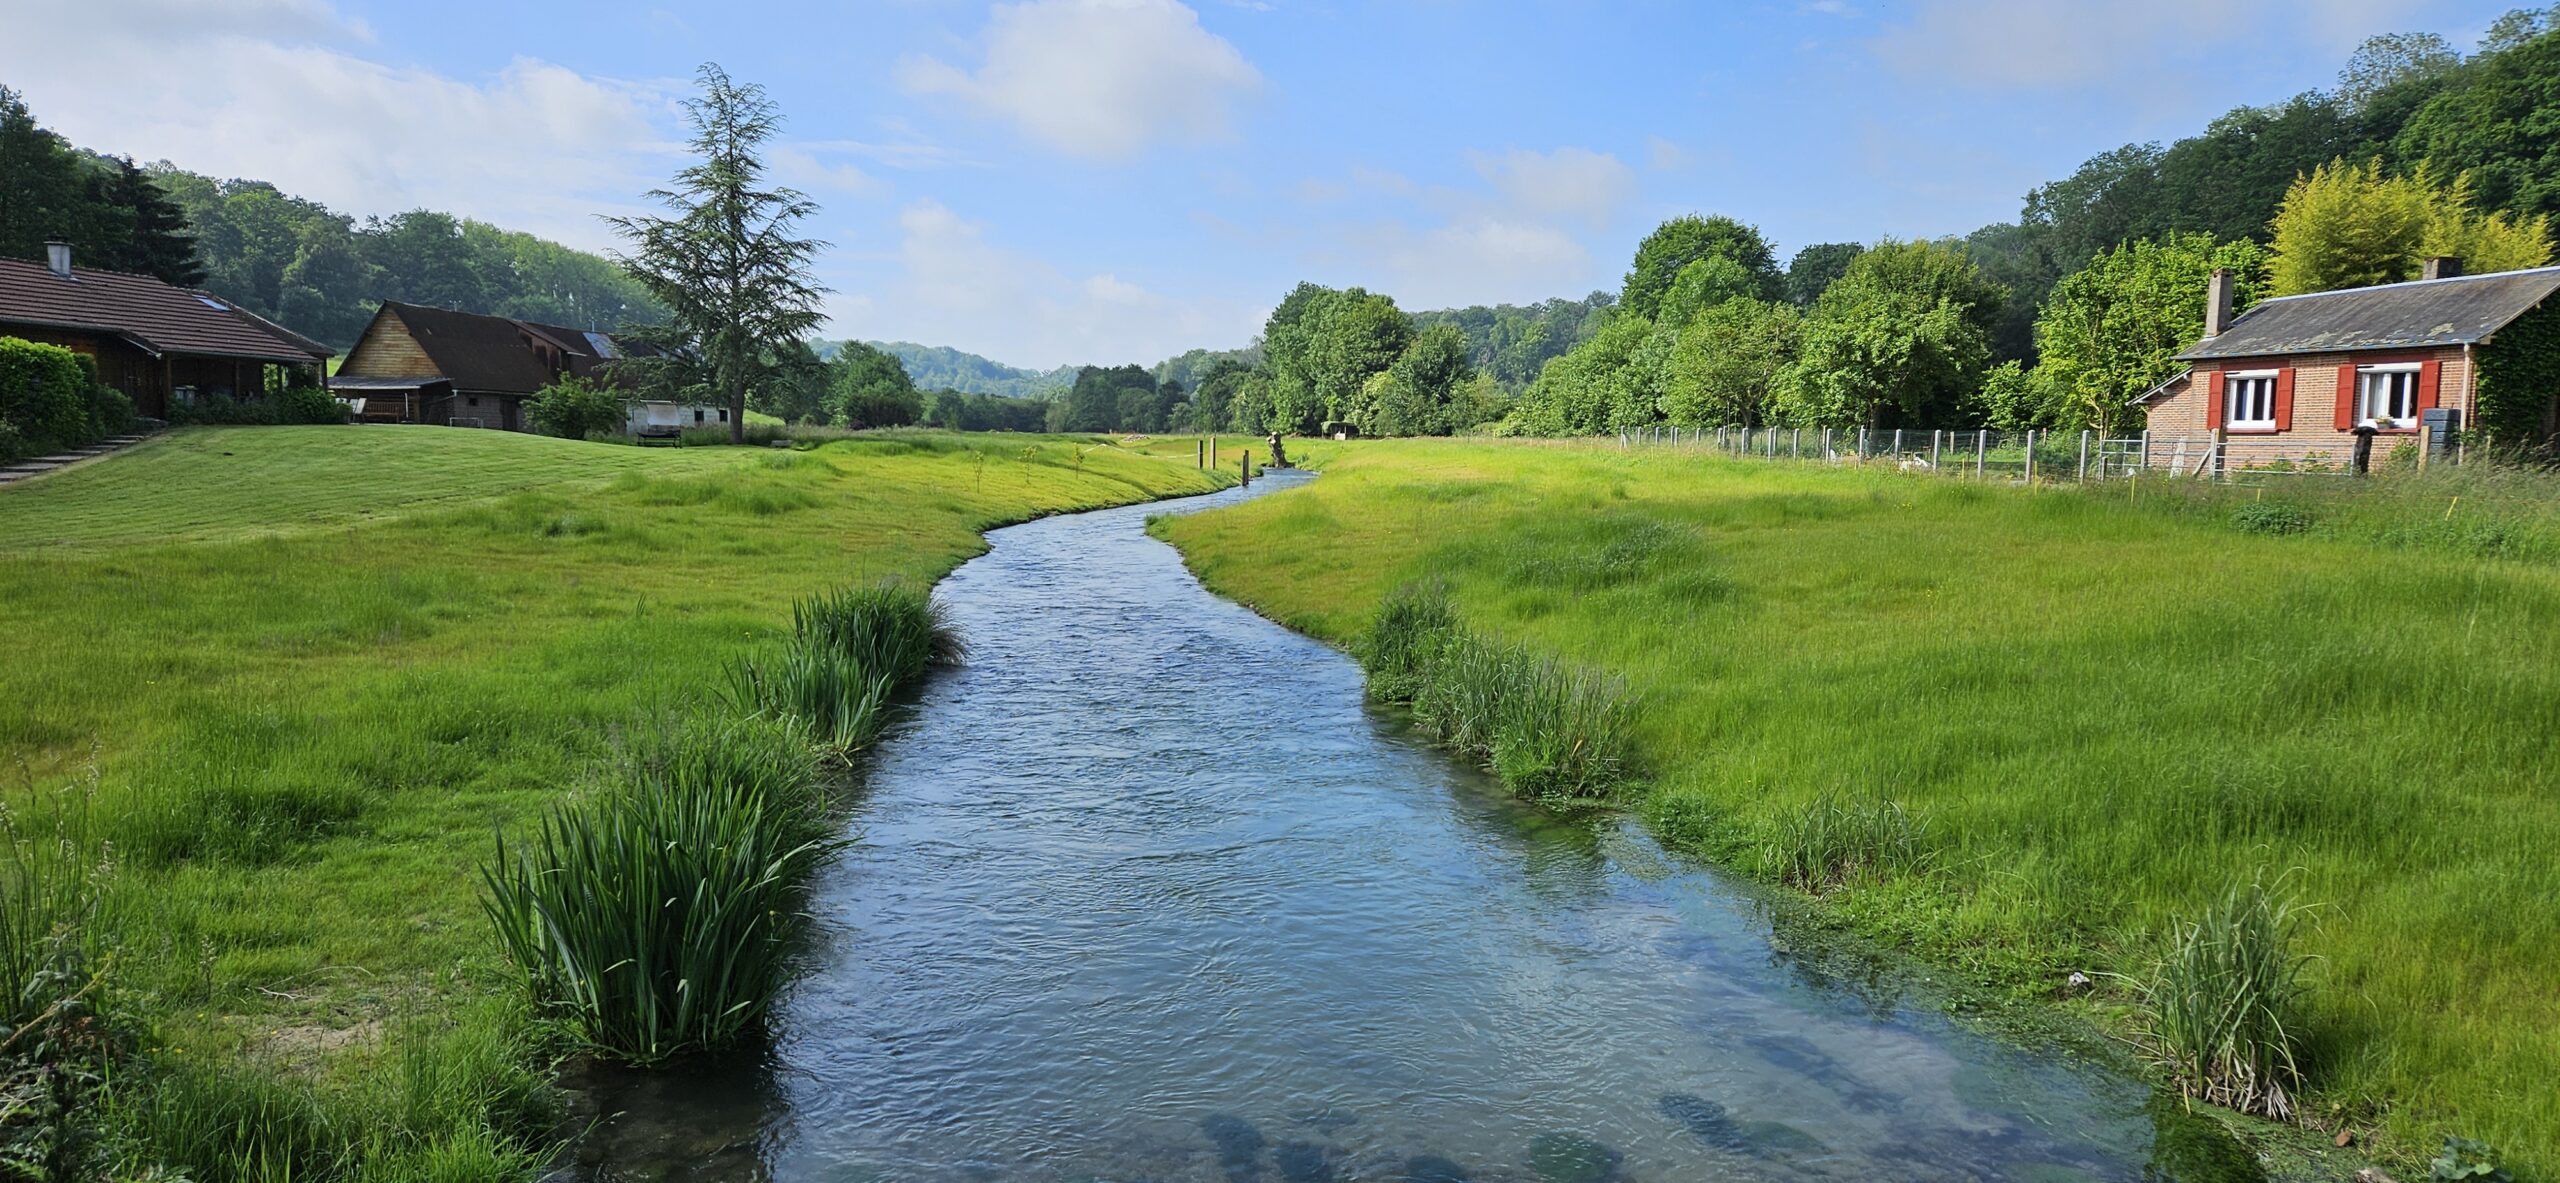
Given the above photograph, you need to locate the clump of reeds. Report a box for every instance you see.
[1761,791,1935,891]
[728,582,962,756]
[1,780,125,1181]
[2136,877,2315,1120]
[482,714,832,1064]
[1360,582,1635,801]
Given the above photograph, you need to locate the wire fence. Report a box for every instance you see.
[1614,423,2469,482]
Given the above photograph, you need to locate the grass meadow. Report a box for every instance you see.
[1153,438,2560,1179]
[0,425,1225,1178]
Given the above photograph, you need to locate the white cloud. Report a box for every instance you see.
[850,199,1260,367]
[1365,216,1596,309]
[1469,147,1636,228]
[898,0,1262,160]
[0,1,671,252]
[1870,0,2435,91]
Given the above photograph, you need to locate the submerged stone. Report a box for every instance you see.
[1273,1141,1337,1183]
[1201,1114,1267,1183]
[2144,1096,2268,1183]
[1657,1093,1750,1152]
[1526,1133,1621,1183]
[1401,1154,1471,1183]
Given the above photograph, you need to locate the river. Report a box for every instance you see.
[559,472,2255,1183]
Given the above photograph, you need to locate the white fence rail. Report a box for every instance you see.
[1616,424,2466,482]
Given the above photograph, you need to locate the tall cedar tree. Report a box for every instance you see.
[611,64,826,443]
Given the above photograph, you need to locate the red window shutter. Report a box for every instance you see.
[2274,368,2295,431]
[2200,370,2222,429]
[2335,364,2358,430]
[2418,357,2442,412]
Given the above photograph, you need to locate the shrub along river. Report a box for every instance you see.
[559,472,2259,1183]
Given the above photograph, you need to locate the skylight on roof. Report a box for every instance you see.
[197,296,229,311]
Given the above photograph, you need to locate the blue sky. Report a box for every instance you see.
[0,0,2520,367]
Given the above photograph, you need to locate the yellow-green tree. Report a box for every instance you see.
[2268,158,2552,295]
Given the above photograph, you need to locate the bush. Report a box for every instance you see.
[2138,878,2314,1120]
[1360,583,1636,801]
[482,714,833,1063]
[524,376,627,440]
[166,387,346,427]
[0,337,102,452]
[2229,500,2314,536]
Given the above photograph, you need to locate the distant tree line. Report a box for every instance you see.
[1325,13,2560,442]
[0,84,662,351]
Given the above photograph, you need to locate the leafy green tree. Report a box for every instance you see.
[525,375,629,440]
[1186,358,1254,433]
[1656,256,1763,328]
[1621,215,1782,320]
[1771,240,2004,428]
[2394,26,2560,218]
[2481,6,2554,54]
[2268,157,2552,294]
[1364,323,1475,436]
[752,340,833,425]
[833,342,922,428]
[1408,292,1613,389]
[1785,243,1863,307]
[369,210,487,312]
[2036,233,2271,432]
[1976,361,2060,432]
[0,86,86,265]
[1661,299,1801,428]
[1506,314,1651,436]
[1225,369,1277,434]
[1061,364,1156,432]
[2336,32,2463,112]
[610,63,827,444]
[1260,283,1409,433]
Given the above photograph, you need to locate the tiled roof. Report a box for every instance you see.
[0,256,331,361]
[2178,266,2560,361]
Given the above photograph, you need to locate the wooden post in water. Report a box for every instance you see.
[1211,437,1219,469]
[1240,453,1250,487]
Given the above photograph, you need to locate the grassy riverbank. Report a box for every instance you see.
[1153,438,2560,1179]
[0,425,1226,1178]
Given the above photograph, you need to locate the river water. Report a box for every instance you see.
[561,473,2253,1183]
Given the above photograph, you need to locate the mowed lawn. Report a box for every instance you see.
[1155,438,2560,1178]
[0,426,1226,1168]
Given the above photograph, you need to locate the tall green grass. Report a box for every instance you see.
[483,715,832,1064]
[2138,878,2314,1122]
[1360,583,1635,801]
[1760,792,1935,891]
[1,781,122,1182]
[1158,438,2560,1175]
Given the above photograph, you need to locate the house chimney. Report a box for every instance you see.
[43,242,71,278]
[2203,267,2235,338]
[2423,256,2464,281]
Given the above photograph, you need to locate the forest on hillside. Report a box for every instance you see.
[0,86,661,351]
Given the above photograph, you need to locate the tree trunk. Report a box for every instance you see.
[730,375,747,445]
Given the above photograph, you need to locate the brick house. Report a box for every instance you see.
[0,243,331,418]
[331,302,672,432]
[2133,258,2560,465]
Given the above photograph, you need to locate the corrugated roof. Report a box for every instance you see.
[2178,266,2560,361]
[0,256,332,362]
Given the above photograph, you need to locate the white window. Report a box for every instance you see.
[2356,364,2420,429]
[2224,370,2279,429]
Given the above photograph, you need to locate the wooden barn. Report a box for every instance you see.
[331,302,648,431]
[0,243,331,418]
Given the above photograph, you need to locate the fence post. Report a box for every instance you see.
[2212,426,2230,481]
[1976,430,1987,479]
[2024,429,2037,483]
[1767,427,1776,459]
[1197,438,1205,469]
[2138,430,2151,473]
[2077,430,2090,482]
[1929,431,1941,470]
[1855,426,1868,461]
[1792,428,1801,460]
[1240,453,1250,487]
